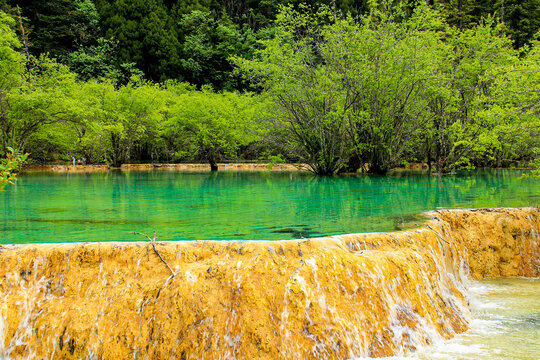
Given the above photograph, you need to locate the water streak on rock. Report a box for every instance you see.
[0,207,538,359]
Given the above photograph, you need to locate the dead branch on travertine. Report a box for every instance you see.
[129,231,175,277]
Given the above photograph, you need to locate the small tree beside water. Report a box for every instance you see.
[0,148,27,189]
[163,87,260,170]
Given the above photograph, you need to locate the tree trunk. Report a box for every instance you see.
[82,146,92,165]
[17,6,30,62]
[338,155,361,174]
[208,156,218,171]
[367,162,389,175]
[331,0,337,22]
[110,133,124,168]
[436,157,446,175]
[427,141,433,173]
[111,158,123,168]
[368,148,390,175]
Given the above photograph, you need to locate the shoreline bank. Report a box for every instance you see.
[20,163,534,174]
[21,163,309,173]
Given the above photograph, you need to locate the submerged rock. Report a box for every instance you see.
[0,207,538,359]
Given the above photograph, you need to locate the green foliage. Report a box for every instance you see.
[7,0,539,84]
[425,19,518,173]
[237,4,448,174]
[496,0,540,49]
[0,11,23,85]
[432,0,540,48]
[2,56,80,154]
[163,87,260,168]
[433,0,476,29]
[236,3,538,174]
[0,2,538,175]
[235,6,354,175]
[31,77,179,166]
[266,154,285,169]
[179,10,258,90]
[67,78,167,167]
[94,0,182,81]
[329,4,445,173]
[0,147,27,189]
[0,11,24,127]
[0,12,73,157]
[16,66,262,169]
[67,37,143,83]
[480,39,540,168]
[8,0,100,60]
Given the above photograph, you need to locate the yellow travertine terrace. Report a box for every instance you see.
[0,208,538,359]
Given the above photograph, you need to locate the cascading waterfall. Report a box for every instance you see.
[0,207,538,359]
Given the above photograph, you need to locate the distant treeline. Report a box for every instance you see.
[1,0,538,88]
[0,1,538,174]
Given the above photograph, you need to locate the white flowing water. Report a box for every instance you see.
[356,277,540,360]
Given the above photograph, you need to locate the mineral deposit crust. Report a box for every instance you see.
[0,208,538,359]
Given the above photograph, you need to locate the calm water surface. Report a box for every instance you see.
[1,169,538,243]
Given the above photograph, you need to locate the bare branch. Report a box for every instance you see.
[128,231,176,277]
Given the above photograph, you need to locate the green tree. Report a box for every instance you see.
[433,0,476,29]
[0,147,27,189]
[237,5,444,174]
[328,4,444,173]
[79,78,166,167]
[0,10,25,156]
[480,39,540,168]
[494,0,540,49]
[26,79,105,164]
[425,19,518,173]
[163,87,259,170]
[94,0,181,81]
[16,75,168,166]
[67,37,143,83]
[179,10,258,90]
[432,0,540,48]
[3,56,81,155]
[7,0,100,60]
[0,12,81,157]
[236,6,353,174]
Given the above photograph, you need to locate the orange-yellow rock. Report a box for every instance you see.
[0,207,538,359]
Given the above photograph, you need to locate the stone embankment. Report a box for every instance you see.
[22,163,307,173]
[0,208,538,359]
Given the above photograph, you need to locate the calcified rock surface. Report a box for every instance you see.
[0,208,538,359]
[22,163,306,173]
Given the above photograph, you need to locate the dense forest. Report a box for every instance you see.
[0,0,538,175]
